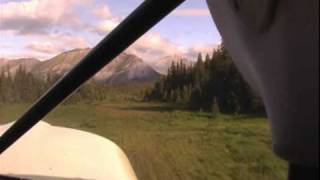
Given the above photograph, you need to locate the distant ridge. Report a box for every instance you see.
[1,49,160,85]
[0,58,40,74]
[0,49,196,84]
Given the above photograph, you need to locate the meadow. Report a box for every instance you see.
[0,99,287,180]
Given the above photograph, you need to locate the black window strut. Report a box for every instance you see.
[0,0,185,154]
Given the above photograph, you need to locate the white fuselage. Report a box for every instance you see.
[0,121,137,180]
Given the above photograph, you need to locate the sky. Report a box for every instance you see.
[0,0,221,61]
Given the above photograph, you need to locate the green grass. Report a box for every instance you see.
[0,102,287,180]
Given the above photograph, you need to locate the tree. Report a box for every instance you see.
[211,97,220,117]
[145,44,265,115]
[0,66,111,104]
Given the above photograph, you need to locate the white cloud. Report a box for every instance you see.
[184,43,219,60]
[0,51,48,60]
[127,32,218,61]
[26,42,64,54]
[0,0,218,61]
[0,0,92,59]
[92,5,111,19]
[23,33,90,58]
[0,0,91,34]
[127,32,182,60]
[0,43,11,49]
[95,18,121,35]
[173,8,211,17]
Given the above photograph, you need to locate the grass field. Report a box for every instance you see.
[0,101,287,180]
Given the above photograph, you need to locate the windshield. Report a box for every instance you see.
[0,0,288,180]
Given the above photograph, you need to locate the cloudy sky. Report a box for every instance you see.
[0,0,221,61]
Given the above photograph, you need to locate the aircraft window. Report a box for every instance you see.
[0,0,296,180]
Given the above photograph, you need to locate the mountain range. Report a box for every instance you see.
[0,49,193,84]
[147,54,193,74]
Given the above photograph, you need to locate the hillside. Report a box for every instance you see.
[99,54,160,84]
[2,49,161,85]
[32,48,90,77]
[0,49,198,84]
[0,59,8,66]
[0,58,40,74]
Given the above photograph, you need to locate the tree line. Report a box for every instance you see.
[0,66,107,104]
[0,44,266,114]
[144,45,265,114]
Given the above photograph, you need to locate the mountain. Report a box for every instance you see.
[0,59,8,67]
[0,58,40,74]
[31,48,160,84]
[32,48,91,77]
[1,49,198,84]
[96,53,160,84]
[148,55,193,74]
[0,58,7,62]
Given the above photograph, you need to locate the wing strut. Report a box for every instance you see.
[0,0,185,154]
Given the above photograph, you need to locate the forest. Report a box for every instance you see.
[0,66,107,104]
[144,45,265,114]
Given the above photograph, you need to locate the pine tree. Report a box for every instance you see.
[145,44,265,114]
[211,97,220,117]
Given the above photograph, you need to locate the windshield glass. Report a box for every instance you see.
[0,0,287,180]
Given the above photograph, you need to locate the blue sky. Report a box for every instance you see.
[105,0,221,45]
[0,0,221,61]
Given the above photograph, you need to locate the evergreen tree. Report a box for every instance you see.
[0,66,111,104]
[211,97,220,117]
[145,44,265,115]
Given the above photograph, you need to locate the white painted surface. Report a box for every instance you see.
[0,121,137,180]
